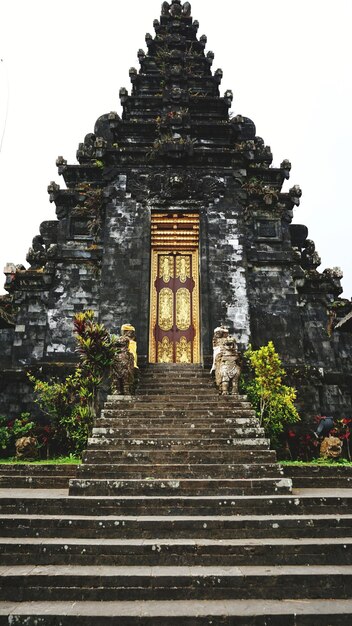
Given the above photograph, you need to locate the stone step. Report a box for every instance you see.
[69,476,291,496]
[87,437,270,450]
[96,417,260,428]
[91,427,265,439]
[0,599,351,625]
[1,564,352,602]
[1,537,351,567]
[83,449,277,464]
[101,408,256,418]
[107,392,249,401]
[0,466,77,477]
[2,492,352,517]
[2,513,352,540]
[105,398,252,408]
[0,475,71,489]
[75,463,282,479]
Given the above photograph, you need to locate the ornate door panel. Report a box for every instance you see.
[149,213,200,363]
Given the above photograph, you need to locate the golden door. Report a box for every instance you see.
[149,249,200,363]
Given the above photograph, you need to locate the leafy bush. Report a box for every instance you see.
[0,415,11,450]
[242,341,300,445]
[28,310,119,456]
[0,413,37,456]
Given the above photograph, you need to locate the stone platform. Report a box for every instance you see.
[0,365,351,624]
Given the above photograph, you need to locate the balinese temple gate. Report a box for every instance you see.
[0,0,351,419]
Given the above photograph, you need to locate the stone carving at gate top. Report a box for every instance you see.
[211,328,242,396]
[111,335,135,396]
[162,1,191,17]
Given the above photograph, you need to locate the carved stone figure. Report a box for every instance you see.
[161,2,170,16]
[301,239,321,271]
[15,436,38,460]
[210,325,229,374]
[121,323,138,369]
[182,2,191,17]
[26,236,47,269]
[212,328,241,395]
[111,335,134,395]
[320,436,343,459]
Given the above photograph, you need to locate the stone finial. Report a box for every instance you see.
[153,19,161,32]
[206,50,215,61]
[301,239,321,271]
[192,19,199,31]
[224,90,233,106]
[137,48,145,61]
[280,159,292,180]
[323,267,343,280]
[170,0,182,17]
[108,111,120,120]
[289,185,302,206]
[129,67,138,84]
[145,33,153,46]
[55,156,67,167]
[182,2,191,16]
[214,68,223,85]
[26,235,46,269]
[4,263,17,275]
[199,34,207,47]
[161,1,171,16]
[47,181,60,195]
[119,87,128,105]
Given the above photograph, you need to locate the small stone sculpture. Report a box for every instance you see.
[111,335,134,396]
[301,239,321,271]
[212,328,241,396]
[15,436,38,460]
[26,235,47,269]
[121,323,138,369]
[320,436,343,459]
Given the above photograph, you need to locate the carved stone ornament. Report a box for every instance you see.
[161,1,191,18]
[128,171,225,201]
[15,436,38,460]
[320,436,343,459]
[211,327,241,396]
[26,235,47,269]
[110,335,135,395]
[301,239,321,271]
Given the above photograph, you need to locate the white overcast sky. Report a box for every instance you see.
[0,0,351,298]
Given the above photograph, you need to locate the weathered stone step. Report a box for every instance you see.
[96,417,260,429]
[0,598,351,625]
[0,466,76,477]
[87,437,270,450]
[107,392,249,401]
[1,564,352,601]
[0,475,71,489]
[83,449,276,464]
[106,397,252,408]
[75,463,282,479]
[104,402,255,417]
[91,427,265,439]
[2,492,352,517]
[1,537,351,567]
[2,512,352,540]
[69,476,291,496]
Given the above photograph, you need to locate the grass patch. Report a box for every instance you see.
[0,456,81,465]
[280,459,352,467]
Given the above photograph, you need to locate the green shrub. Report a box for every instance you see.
[242,341,300,445]
[28,310,119,456]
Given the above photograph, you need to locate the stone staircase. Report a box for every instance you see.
[0,364,352,624]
